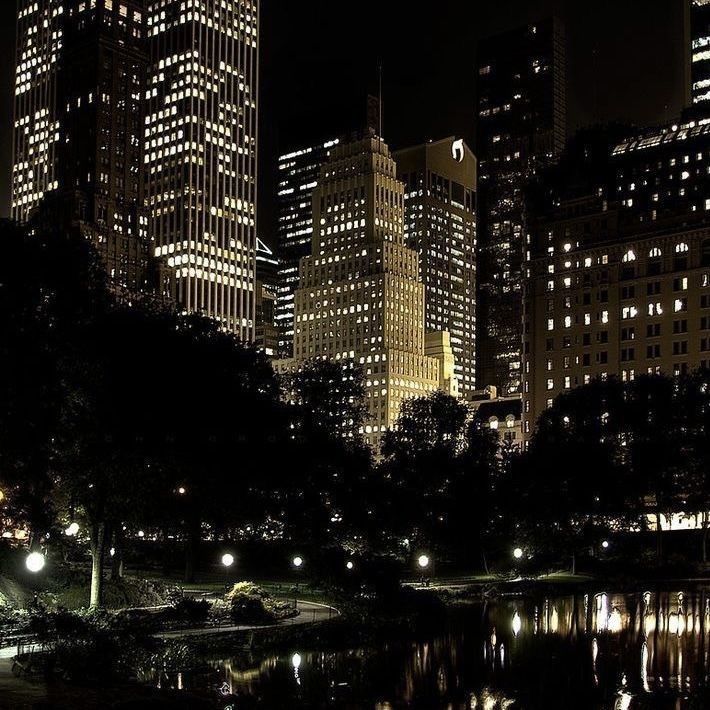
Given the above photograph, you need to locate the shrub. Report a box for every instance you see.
[221,582,296,625]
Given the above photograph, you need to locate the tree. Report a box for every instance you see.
[275,359,373,561]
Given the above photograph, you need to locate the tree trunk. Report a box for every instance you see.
[571,551,577,576]
[90,522,106,610]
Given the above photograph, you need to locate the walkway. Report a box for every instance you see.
[155,599,339,639]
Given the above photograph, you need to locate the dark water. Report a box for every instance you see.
[148,589,710,709]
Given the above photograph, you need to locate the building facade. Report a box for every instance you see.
[255,237,279,356]
[476,18,566,396]
[691,0,710,110]
[144,0,259,339]
[280,135,455,452]
[523,119,710,437]
[12,0,152,295]
[394,138,478,396]
[276,137,341,357]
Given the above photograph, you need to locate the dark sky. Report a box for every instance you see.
[0,0,688,238]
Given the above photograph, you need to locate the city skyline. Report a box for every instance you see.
[0,1,687,238]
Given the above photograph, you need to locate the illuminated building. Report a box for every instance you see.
[144,0,259,339]
[12,0,152,295]
[255,237,279,356]
[523,120,710,437]
[691,0,710,110]
[277,134,456,452]
[476,18,567,396]
[276,137,341,357]
[394,138,478,396]
[469,386,523,451]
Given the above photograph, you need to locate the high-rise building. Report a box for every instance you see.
[277,135,456,452]
[255,237,279,356]
[691,0,710,109]
[12,0,151,294]
[144,0,259,339]
[476,18,566,396]
[523,120,710,437]
[276,137,340,357]
[394,138,478,396]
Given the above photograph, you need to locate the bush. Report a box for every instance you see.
[220,582,296,625]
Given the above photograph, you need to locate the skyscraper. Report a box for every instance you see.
[691,0,710,109]
[394,138,478,396]
[279,135,456,452]
[12,0,151,294]
[276,137,340,357]
[476,18,566,396]
[144,0,259,339]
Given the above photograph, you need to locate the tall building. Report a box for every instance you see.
[12,0,151,294]
[255,237,278,356]
[278,135,456,452]
[394,138,478,396]
[144,0,259,339]
[691,0,710,109]
[476,18,566,396]
[276,137,340,357]
[523,120,710,437]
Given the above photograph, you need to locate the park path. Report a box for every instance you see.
[155,599,339,639]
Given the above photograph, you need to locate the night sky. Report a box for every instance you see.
[0,0,688,243]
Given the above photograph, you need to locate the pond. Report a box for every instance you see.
[149,589,710,709]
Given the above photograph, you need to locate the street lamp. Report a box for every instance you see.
[346,560,355,571]
[513,547,524,560]
[601,540,610,550]
[221,553,234,590]
[26,551,46,574]
[292,555,304,569]
[417,554,430,570]
[64,522,79,537]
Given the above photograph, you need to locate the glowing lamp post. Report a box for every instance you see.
[417,554,432,586]
[221,553,234,590]
[292,556,304,609]
[64,522,79,538]
[346,560,355,571]
[513,547,524,561]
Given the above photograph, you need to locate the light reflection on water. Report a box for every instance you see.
[147,589,710,708]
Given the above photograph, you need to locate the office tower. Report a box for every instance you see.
[476,18,566,396]
[144,0,259,339]
[12,0,151,294]
[395,138,477,396]
[691,0,710,109]
[276,137,340,357]
[278,135,456,452]
[522,120,710,437]
[255,237,278,356]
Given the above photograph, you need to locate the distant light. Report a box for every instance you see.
[512,611,522,637]
[513,547,524,560]
[26,551,46,573]
[601,540,610,549]
[293,556,304,568]
[346,560,354,571]
[221,553,235,568]
[109,547,116,557]
[65,522,79,537]
[292,653,302,669]
[417,554,430,569]
[138,530,145,538]
[177,486,186,495]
